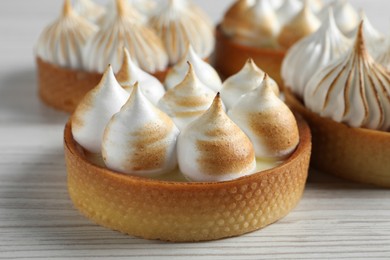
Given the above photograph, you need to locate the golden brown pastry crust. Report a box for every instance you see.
[213,25,286,87]
[36,58,168,113]
[64,117,311,242]
[285,88,390,187]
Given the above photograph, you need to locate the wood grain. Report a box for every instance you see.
[0,0,389,259]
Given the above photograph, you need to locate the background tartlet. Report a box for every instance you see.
[36,0,215,112]
[284,22,390,187]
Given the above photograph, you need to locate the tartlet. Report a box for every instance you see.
[36,0,214,112]
[65,60,311,241]
[64,116,311,242]
[284,23,390,187]
[214,0,322,86]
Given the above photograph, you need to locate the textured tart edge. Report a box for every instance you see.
[36,58,168,113]
[285,88,390,187]
[64,117,311,242]
[213,25,286,87]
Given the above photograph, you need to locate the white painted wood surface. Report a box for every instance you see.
[0,0,389,259]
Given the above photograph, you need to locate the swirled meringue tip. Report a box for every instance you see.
[281,8,351,98]
[73,0,105,23]
[71,65,130,154]
[278,1,321,49]
[117,48,165,105]
[347,11,385,55]
[82,0,167,74]
[35,0,98,69]
[150,0,214,65]
[165,45,222,91]
[177,94,256,182]
[304,22,390,131]
[158,62,216,130]
[221,58,279,110]
[228,74,299,159]
[102,83,180,177]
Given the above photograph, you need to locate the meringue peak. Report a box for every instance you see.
[71,65,130,153]
[177,92,256,182]
[354,21,368,56]
[102,81,179,177]
[116,0,127,17]
[165,45,222,91]
[62,0,73,16]
[116,48,165,105]
[116,48,139,85]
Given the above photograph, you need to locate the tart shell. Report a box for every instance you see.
[213,25,286,87]
[64,117,311,242]
[36,58,168,113]
[285,89,390,187]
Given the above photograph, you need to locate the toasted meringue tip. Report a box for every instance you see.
[62,0,73,16]
[116,0,126,17]
[355,21,367,54]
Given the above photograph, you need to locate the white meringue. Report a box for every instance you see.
[35,0,98,69]
[229,75,299,159]
[376,33,390,71]
[149,0,214,65]
[221,59,279,110]
[276,0,302,26]
[158,62,216,130]
[221,0,280,48]
[318,0,359,35]
[304,23,390,131]
[164,46,222,91]
[177,94,256,182]
[73,0,105,23]
[304,0,323,13]
[71,65,130,153]
[83,0,168,74]
[281,9,351,98]
[277,2,321,49]
[102,84,180,177]
[116,48,165,105]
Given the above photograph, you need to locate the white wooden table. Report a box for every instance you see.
[1,0,389,259]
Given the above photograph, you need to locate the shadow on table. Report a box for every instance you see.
[0,68,68,125]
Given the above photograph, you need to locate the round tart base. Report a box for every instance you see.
[64,118,311,242]
[285,89,390,187]
[213,25,286,86]
[36,58,168,113]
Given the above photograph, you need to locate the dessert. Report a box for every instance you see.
[83,0,167,75]
[317,0,359,35]
[116,48,165,105]
[64,60,312,241]
[221,58,279,110]
[228,74,299,159]
[177,94,256,182]
[102,84,179,177]
[277,2,321,49]
[149,0,214,65]
[284,22,390,187]
[36,0,214,112]
[158,62,216,130]
[281,9,351,98]
[71,65,129,154]
[214,0,323,86]
[165,45,222,91]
